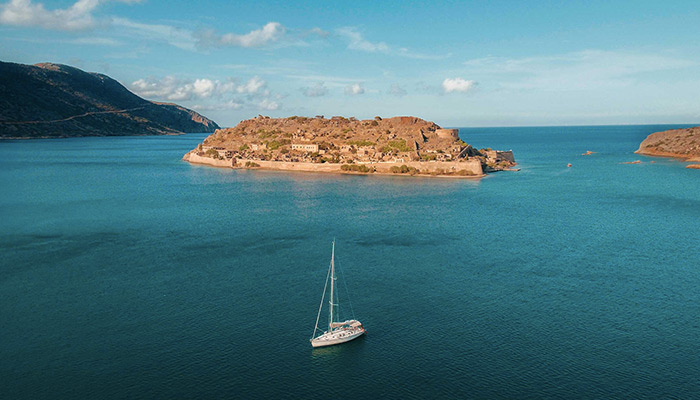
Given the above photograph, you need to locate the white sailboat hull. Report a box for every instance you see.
[311,242,365,348]
[310,327,365,348]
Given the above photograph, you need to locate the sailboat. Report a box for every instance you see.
[310,241,365,348]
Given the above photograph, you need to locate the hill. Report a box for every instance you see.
[636,126,700,168]
[0,61,219,138]
[183,115,516,178]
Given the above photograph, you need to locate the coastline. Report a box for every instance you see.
[635,147,700,162]
[635,126,700,169]
[183,151,487,179]
[635,148,700,169]
[0,132,186,140]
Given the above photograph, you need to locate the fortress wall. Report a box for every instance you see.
[183,153,484,177]
[236,159,344,173]
[183,152,232,168]
[485,149,516,163]
[397,159,483,175]
[497,150,515,163]
[436,129,459,139]
[233,158,483,176]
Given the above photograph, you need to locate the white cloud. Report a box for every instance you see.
[192,79,215,98]
[197,22,286,48]
[345,83,365,95]
[335,26,447,60]
[462,50,697,91]
[236,76,265,94]
[301,82,328,97]
[442,78,477,93]
[193,100,243,111]
[130,76,267,101]
[397,47,452,60]
[111,17,195,51]
[308,27,329,38]
[336,27,389,53]
[286,74,365,89]
[0,0,99,30]
[0,0,139,31]
[195,97,278,112]
[0,3,285,52]
[258,98,280,110]
[131,76,178,99]
[388,83,407,97]
[222,22,284,47]
[68,37,122,46]
[131,75,279,112]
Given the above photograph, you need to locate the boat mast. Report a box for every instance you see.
[312,256,332,340]
[328,240,335,332]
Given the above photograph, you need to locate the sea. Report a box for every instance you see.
[1,125,699,399]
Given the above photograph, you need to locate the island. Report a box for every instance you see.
[635,126,700,169]
[183,115,516,178]
[0,61,219,139]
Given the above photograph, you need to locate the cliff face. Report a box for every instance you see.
[0,61,219,138]
[636,127,700,160]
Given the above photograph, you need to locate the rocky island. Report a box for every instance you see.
[183,115,516,178]
[0,61,218,138]
[636,126,700,169]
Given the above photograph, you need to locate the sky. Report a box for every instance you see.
[1,0,700,128]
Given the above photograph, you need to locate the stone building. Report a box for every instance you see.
[291,143,319,152]
[436,129,460,139]
[484,150,515,163]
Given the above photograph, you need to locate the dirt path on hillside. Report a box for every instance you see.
[0,107,145,124]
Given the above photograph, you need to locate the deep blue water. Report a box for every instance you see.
[1,125,699,399]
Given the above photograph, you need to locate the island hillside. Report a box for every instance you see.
[183,115,516,178]
[0,61,219,138]
[636,126,700,169]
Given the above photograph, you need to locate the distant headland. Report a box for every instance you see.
[183,115,517,178]
[636,126,700,169]
[0,61,219,139]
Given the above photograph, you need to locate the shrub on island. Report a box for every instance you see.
[427,168,475,176]
[267,139,290,150]
[346,140,374,147]
[341,164,372,173]
[205,148,221,159]
[390,165,420,175]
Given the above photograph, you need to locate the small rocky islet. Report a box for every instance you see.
[183,115,517,178]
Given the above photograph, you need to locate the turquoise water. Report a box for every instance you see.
[1,125,699,399]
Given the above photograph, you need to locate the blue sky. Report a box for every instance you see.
[2,0,700,127]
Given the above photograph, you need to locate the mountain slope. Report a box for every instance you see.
[0,61,219,138]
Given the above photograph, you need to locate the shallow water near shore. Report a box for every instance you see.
[1,124,699,399]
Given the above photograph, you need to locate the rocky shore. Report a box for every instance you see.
[636,126,700,169]
[183,115,517,178]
